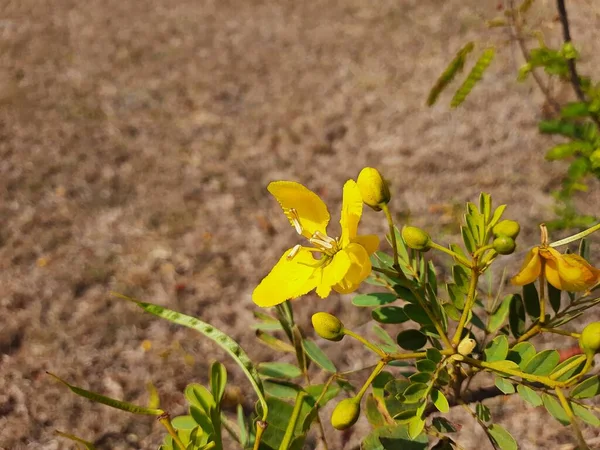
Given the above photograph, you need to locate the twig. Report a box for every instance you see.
[556,0,600,129]
[508,0,561,114]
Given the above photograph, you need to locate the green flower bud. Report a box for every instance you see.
[579,322,600,356]
[493,235,516,255]
[331,398,360,430]
[401,226,431,252]
[357,167,391,211]
[492,220,520,239]
[312,312,345,341]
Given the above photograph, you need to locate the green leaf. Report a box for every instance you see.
[258,362,302,379]
[484,335,509,362]
[171,415,198,430]
[431,389,449,413]
[255,330,295,353]
[426,348,443,364]
[550,355,585,382]
[305,383,341,407]
[353,293,398,307]
[372,306,409,324]
[547,283,562,313]
[410,372,432,384]
[488,295,512,333]
[372,324,398,348]
[427,42,474,106]
[393,285,418,304]
[302,339,336,373]
[571,376,600,399]
[522,283,540,319]
[404,304,434,327]
[47,372,164,415]
[507,342,536,369]
[116,295,268,419]
[257,396,313,449]
[408,416,426,439]
[365,393,387,428]
[461,225,476,253]
[362,424,428,450]
[237,404,249,447]
[523,350,560,376]
[572,402,600,426]
[186,384,216,415]
[396,329,427,351]
[443,302,461,321]
[373,371,395,401]
[403,383,429,403]
[542,394,570,425]
[210,362,227,408]
[432,417,457,433]
[263,380,302,400]
[476,403,491,422]
[508,294,526,338]
[517,384,542,407]
[560,102,590,118]
[488,424,517,450]
[494,376,515,394]
[486,360,520,376]
[451,48,495,108]
[416,359,437,373]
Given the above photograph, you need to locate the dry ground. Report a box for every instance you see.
[1,0,600,449]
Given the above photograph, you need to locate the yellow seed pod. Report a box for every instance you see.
[331,398,360,430]
[492,220,520,239]
[311,312,345,342]
[356,167,391,211]
[402,226,431,252]
[457,337,476,356]
[579,322,600,356]
[493,235,516,255]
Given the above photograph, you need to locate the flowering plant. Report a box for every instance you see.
[52,167,600,450]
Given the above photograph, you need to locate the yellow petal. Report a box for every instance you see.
[315,250,351,298]
[511,247,542,286]
[543,249,600,292]
[339,180,363,247]
[334,243,371,294]
[268,181,330,239]
[352,234,380,255]
[252,248,319,307]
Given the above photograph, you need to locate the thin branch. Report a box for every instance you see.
[556,0,600,129]
[508,0,561,114]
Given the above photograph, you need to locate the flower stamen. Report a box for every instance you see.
[285,208,303,235]
[287,244,302,260]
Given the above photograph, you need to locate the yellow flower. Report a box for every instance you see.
[511,246,600,292]
[252,180,379,307]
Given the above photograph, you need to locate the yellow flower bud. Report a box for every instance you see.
[457,337,476,356]
[312,312,345,341]
[579,322,600,356]
[401,226,431,252]
[356,167,390,211]
[493,235,516,255]
[492,220,520,239]
[331,398,360,430]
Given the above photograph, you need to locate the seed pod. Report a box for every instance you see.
[312,312,345,342]
[579,322,600,356]
[493,235,516,255]
[492,220,520,239]
[356,167,391,211]
[402,226,431,252]
[331,398,360,430]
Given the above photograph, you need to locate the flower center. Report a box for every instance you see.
[285,208,340,260]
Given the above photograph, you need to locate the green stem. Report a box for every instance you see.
[562,353,595,386]
[253,421,267,450]
[555,386,589,450]
[452,264,480,346]
[429,241,472,268]
[159,413,187,450]
[343,329,387,357]
[472,244,494,259]
[540,327,580,339]
[461,355,560,387]
[409,286,454,349]
[356,361,386,400]
[372,266,403,280]
[515,323,541,344]
[387,348,455,361]
[549,222,600,248]
[279,392,307,450]
[382,204,400,271]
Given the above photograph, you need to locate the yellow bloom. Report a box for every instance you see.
[511,246,600,292]
[252,180,379,307]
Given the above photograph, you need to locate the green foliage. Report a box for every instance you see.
[426,42,475,106]
[451,48,496,108]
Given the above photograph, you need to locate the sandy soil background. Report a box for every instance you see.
[1,0,600,449]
